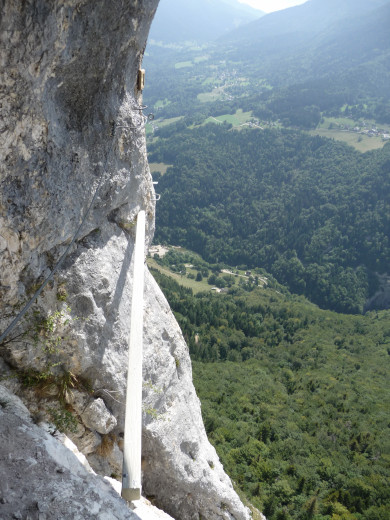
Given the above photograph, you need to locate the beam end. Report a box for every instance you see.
[121,487,141,502]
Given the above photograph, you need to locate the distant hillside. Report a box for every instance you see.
[143,0,390,128]
[220,0,390,79]
[149,125,390,314]
[222,0,390,48]
[231,1,390,126]
[148,0,264,44]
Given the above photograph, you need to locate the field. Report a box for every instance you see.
[147,116,184,138]
[155,116,184,127]
[203,109,253,127]
[149,162,172,176]
[309,116,390,152]
[174,61,193,69]
[147,257,212,293]
[154,98,171,109]
[197,89,224,102]
[309,128,386,153]
[147,246,262,294]
[194,55,209,63]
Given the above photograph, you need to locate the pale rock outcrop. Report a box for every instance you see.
[81,397,117,434]
[0,1,252,519]
[0,384,175,520]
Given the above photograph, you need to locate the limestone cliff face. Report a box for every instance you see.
[0,0,156,306]
[0,2,251,519]
[0,384,174,520]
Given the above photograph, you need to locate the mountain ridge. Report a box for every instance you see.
[148,0,264,44]
[221,0,390,44]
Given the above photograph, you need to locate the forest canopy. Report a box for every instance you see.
[150,126,390,314]
[150,266,390,520]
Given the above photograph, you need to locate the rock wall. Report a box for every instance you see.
[0,0,157,307]
[0,2,252,519]
[0,384,175,520]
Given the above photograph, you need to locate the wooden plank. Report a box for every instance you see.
[122,210,146,501]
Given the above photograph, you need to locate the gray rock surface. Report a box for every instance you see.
[50,219,250,520]
[142,273,253,520]
[0,1,253,519]
[0,0,157,310]
[0,385,174,520]
[81,397,118,434]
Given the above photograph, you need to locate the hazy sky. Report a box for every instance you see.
[238,0,308,13]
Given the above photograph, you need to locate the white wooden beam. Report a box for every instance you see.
[122,210,146,502]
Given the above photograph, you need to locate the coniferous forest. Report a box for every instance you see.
[145,0,390,518]
[149,263,390,520]
[149,125,390,314]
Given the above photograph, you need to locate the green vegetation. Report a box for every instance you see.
[154,99,171,109]
[308,129,386,154]
[149,162,172,176]
[144,2,390,142]
[175,61,194,69]
[48,407,78,433]
[32,306,72,355]
[197,90,224,103]
[149,125,390,314]
[151,266,390,519]
[148,256,211,294]
[194,55,209,63]
[147,247,262,294]
[1,297,89,433]
[308,118,390,153]
[203,109,253,127]
[144,4,390,518]
[147,116,185,140]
